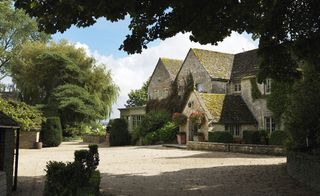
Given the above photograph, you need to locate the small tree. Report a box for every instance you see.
[125,78,149,107]
[41,117,63,147]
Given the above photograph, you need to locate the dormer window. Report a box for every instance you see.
[234,83,241,92]
[264,79,271,94]
[195,83,204,92]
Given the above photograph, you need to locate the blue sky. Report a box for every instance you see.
[49,19,258,119]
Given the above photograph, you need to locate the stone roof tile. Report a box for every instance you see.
[192,48,234,80]
[160,58,183,80]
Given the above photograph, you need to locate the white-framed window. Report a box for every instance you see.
[264,79,272,94]
[225,124,240,136]
[234,83,241,92]
[264,117,276,133]
[132,115,143,128]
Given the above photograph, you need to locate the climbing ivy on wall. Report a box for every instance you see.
[146,73,194,114]
[250,78,262,101]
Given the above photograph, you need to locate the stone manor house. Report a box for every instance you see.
[120,48,277,142]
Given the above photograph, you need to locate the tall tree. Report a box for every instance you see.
[14,0,320,81]
[125,79,149,108]
[11,41,119,132]
[0,0,49,79]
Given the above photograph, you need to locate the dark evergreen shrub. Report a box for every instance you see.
[42,117,63,147]
[208,131,233,143]
[108,118,130,146]
[269,131,289,145]
[243,130,261,144]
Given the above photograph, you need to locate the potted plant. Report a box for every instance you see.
[177,132,186,144]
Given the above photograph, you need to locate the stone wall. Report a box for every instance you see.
[0,129,14,194]
[187,141,286,156]
[19,131,39,149]
[287,152,320,192]
[0,171,6,196]
[82,134,107,144]
[148,60,172,100]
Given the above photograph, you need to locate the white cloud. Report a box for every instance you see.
[76,32,258,119]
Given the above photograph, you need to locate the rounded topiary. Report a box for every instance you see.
[108,118,130,146]
[269,131,289,146]
[208,131,233,143]
[41,117,63,147]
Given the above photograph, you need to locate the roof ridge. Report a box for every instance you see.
[159,57,183,61]
[191,48,234,55]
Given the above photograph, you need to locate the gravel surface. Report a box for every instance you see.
[12,141,318,196]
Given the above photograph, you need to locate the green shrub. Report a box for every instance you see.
[243,130,261,144]
[158,122,178,143]
[208,131,233,143]
[142,132,159,145]
[44,145,100,196]
[108,118,130,146]
[269,131,289,145]
[138,110,170,137]
[41,117,63,147]
[130,128,140,145]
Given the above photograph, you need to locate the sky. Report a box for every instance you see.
[53,19,258,119]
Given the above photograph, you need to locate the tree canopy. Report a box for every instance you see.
[0,0,49,78]
[14,0,320,81]
[11,41,119,132]
[125,79,149,108]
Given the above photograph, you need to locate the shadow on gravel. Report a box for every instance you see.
[161,151,284,159]
[100,163,319,196]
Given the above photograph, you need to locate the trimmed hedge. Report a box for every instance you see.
[243,130,261,144]
[208,131,233,143]
[108,118,130,146]
[269,130,289,145]
[42,117,63,147]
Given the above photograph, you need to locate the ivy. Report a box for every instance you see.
[0,98,45,131]
[250,78,262,101]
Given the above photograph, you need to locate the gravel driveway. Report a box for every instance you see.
[12,142,318,196]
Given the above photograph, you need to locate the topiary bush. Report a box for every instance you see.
[158,122,178,143]
[44,145,100,196]
[243,130,261,144]
[208,131,233,143]
[269,130,289,146]
[41,117,63,147]
[107,118,130,146]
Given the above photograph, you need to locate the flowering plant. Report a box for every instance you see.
[172,112,187,125]
[189,111,205,125]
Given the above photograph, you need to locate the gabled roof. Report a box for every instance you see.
[230,49,259,81]
[0,111,19,128]
[159,58,183,80]
[199,93,257,124]
[191,48,234,80]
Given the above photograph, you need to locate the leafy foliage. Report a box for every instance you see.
[0,97,45,131]
[137,110,170,137]
[284,64,320,151]
[172,112,187,125]
[44,145,100,196]
[243,130,261,144]
[107,118,130,146]
[41,117,62,147]
[267,80,293,124]
[0,0,49,78]
[158,122,178,143]
[250,78,262,101]
[208,131,233,143]
[269,131,289,146]
[126,78,149,107]
[11,41,119,134]
[142,131,159,145]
